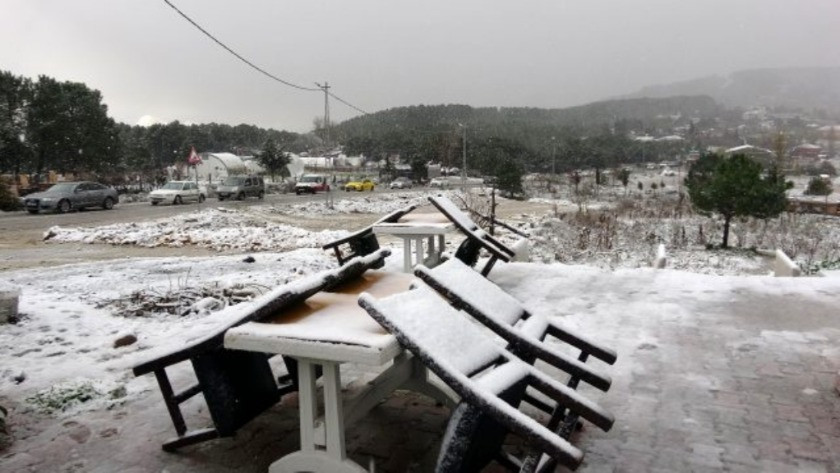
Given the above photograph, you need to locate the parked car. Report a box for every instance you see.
[295,174,330,194]
[429,177,451,189]
[389,177,414,189]
[344,178,375,192]
[217,175,265,201]
[22,181,118,214]
[149,181,205,205]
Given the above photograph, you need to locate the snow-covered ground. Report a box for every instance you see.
[5,188,840,415]
[4,188,840,470]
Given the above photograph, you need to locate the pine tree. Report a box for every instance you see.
[258,138,289,181]
[685,153,791,248]
[495,159,524,198]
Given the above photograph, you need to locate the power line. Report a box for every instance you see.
[328,91,369,115]
[162,0,320,92]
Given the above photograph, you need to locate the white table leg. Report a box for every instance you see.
[323,362,347,461]
[270,359,367,473]
[299,359,317,452]
[414,237,423,270]
[402,237,412,273]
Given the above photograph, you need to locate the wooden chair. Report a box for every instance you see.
[428,195,518,276]
[358,285,615,471]
[322,204,417,267]
[132,249,391,451]
[414,258,618,471]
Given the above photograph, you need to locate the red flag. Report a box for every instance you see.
[188,146,202,165]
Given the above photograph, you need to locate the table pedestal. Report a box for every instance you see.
[269,354,454,473]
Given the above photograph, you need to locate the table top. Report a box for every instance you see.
[223,271,415,365]
[373,212,455,236]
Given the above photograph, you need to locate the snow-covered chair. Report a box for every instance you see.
[428,195,519,276]
[132,249,391,451]
[415,258,618,470]
[358,285,615,471]
[322,204,417,267]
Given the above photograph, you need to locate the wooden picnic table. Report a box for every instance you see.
[223,270,454,473]
[372,212,456,272]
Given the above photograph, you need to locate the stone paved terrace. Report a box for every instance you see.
[3,263,840,472]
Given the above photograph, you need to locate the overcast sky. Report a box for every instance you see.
[2,0,839,132]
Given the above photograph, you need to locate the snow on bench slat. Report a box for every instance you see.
[362,286,501,375]
[421,258,617,366]
[429,196,478,230]
[132,270,334,367]
[425,259,524,325]
[360,287,615,427]
[358,287,588,467]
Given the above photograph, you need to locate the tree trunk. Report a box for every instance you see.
[722,214,732,248]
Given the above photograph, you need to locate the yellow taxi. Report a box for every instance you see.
[344,178,375,192]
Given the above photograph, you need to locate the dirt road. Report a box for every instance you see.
[0,192,550,271]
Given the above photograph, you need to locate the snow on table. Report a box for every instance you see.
[224,271,415,365]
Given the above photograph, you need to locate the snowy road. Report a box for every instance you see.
[0,189,406,236]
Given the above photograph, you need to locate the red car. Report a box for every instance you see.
[295,175,330,194]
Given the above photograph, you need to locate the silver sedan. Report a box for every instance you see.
[21,181,119,214]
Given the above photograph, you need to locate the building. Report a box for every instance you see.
[723,145,775,164]
[791,144,822,159]
[193,153,250,183]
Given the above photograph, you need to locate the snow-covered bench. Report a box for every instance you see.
[132,249,391,451]
[428,195,521,276]
[415,258,617,470]
[358,285,615,471]
[322,204,417,267]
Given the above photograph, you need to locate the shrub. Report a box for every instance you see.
[0,184,21,212]
[804,176,832,196]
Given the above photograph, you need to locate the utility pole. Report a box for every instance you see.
[458,123,467,190]
[551,136,557,194]
[315,81,331,151]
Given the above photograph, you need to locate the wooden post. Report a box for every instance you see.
[490,186,497,236]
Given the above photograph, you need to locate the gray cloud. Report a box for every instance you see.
[2,0,839,132]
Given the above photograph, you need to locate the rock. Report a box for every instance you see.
[242,255,256,263]
[12,372,25,384]
[113,334,137,348]
[109,386,127,400]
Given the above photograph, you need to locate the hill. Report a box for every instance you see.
[625,66,840,113]
[331,96,721,173]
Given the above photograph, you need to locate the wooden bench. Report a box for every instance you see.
[359,285,615,471]
[414,258,618,470]
[322,204,417,267]
[131,249,391,451]
[428,195,520,276]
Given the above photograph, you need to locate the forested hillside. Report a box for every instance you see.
[332,96,722,174]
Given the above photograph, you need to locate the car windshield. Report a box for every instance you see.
[300,175,321,183]
[223,176,246,186]
[44,183,77,194]
[162,182,185,190]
